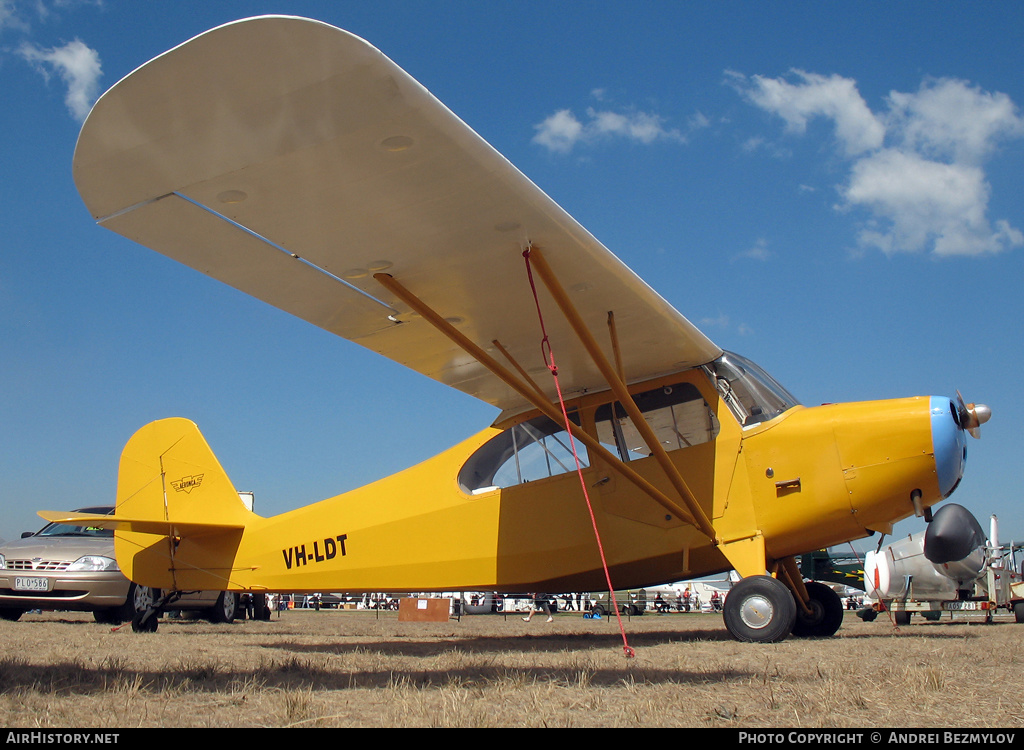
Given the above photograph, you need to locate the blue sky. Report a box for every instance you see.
[2,1,1023,557]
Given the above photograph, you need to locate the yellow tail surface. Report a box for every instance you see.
[113,418,258,591]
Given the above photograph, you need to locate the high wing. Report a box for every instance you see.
[73,15,721,418]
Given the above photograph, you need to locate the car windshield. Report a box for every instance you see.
[34,506,114,538]
[704,352,800,427]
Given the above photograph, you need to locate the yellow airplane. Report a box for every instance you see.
[45,15,992,642]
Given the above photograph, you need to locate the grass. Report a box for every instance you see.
[0,609,1021,727]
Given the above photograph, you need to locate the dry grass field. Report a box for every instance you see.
[1,607,1022,728]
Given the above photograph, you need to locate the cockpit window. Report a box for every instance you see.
[595,382,719,461]
[458,379,722,494]
[459,413,587,494]
[705,352,800,427]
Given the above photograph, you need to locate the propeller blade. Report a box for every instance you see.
[956,390,991,439]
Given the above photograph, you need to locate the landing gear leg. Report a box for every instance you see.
[130,587,182,633]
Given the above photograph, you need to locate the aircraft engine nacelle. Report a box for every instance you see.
[864,533,958,600]
[864,504,987,600]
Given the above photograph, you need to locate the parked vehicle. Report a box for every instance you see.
[588,589,648,616]
[0,506,237,625]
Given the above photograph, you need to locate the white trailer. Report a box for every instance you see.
[861,510,1024,624]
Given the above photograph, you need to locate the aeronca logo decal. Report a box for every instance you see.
[282,534,348,570]
[170,475,204,494]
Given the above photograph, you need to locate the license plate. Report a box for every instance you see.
[13,577,50,592]
[943,601,978,611]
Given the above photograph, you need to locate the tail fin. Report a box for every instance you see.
[113,418,256,591]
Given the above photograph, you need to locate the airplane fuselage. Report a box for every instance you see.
[113,353,964,597]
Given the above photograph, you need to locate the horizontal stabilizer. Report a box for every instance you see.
[42,418,259,591]
[36,511,244,538]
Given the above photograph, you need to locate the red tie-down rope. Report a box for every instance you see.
[523,248,635,659]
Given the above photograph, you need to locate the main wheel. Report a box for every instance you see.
[1014,601,1024,624]
[722,575,797,643]
[790,581,844,638]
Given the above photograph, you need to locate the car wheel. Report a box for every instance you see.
[94,582,141,625]
[93,608,122,625]
[0,608,24,622]
[131,583,160,614]
[206,592,238,623]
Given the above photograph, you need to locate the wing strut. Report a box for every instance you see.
[373,272,704,532]
[524,246,719,543]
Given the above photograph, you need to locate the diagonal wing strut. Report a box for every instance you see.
[375,250,719,543]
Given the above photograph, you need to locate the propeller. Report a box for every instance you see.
[956,390,991,439]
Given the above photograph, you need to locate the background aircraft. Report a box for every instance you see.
[861,504,1024,624]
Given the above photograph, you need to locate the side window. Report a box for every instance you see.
[594,382,719,461]
[459,414,588,494]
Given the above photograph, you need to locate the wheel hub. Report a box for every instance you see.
[739,594,774,629]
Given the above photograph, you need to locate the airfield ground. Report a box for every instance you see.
[0,608,1021,728]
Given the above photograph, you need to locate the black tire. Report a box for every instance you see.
[130,585,161,632]
[131,610,159,632]
[252,593,272,621]
[1013,601,1024,624]
[93,608,121,625]
[791,581,844,638]
[206,592,238,623]
[95,582,142,625]
[893,610,911,626]
[0,608,24,622]
[722,575,797,643]
[856,607,879,622]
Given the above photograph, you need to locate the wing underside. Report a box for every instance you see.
[73,15,721,416]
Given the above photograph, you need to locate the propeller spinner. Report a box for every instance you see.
[956,391,992,439]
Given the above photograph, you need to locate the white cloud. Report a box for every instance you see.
[842,149,1019,256]
[734,237,772,262]
[18,38,101,121]
[887,78,1024,164]
[736,70,885,156]
[735,71,1024,257]
[532,109,584,154]
[0,0,27,31]
[533,100,688,153]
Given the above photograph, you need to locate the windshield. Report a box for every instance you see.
[705,352,800,427]
[35,506,114,538]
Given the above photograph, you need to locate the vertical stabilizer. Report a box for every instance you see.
[114,418,255,590]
